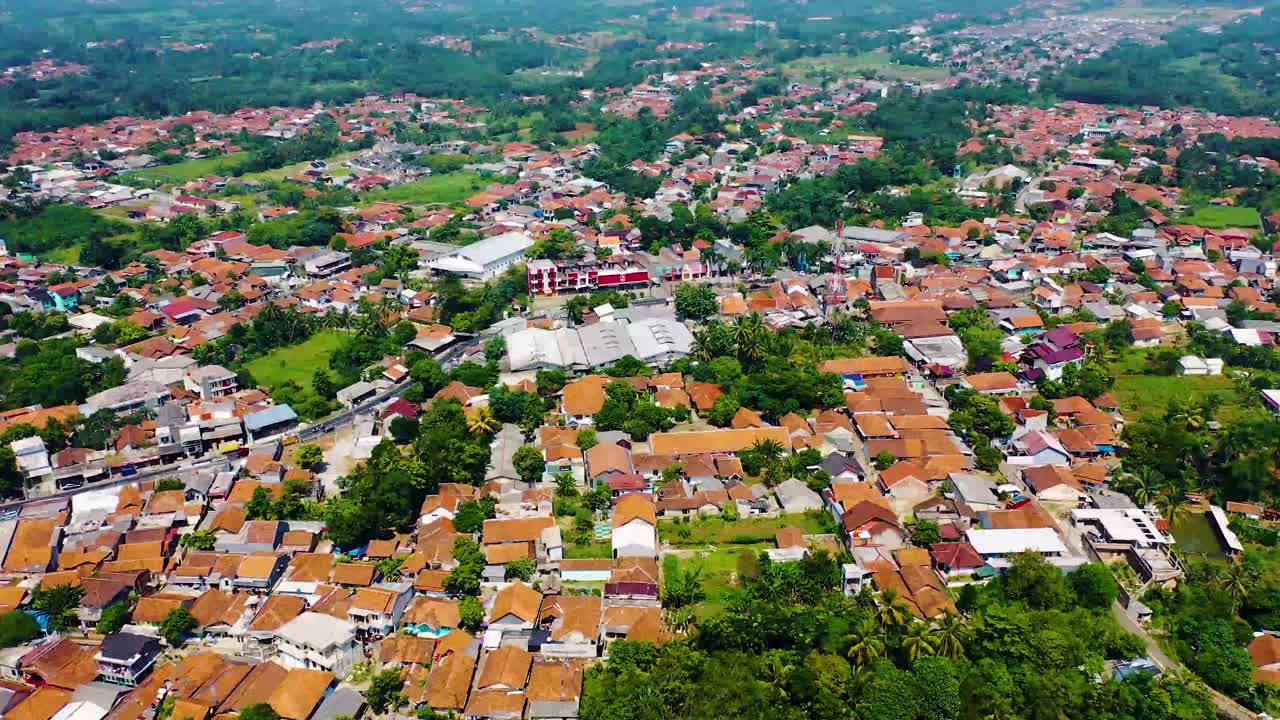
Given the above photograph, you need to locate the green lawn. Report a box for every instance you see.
[362,171,483,207]
[658,511,830,547]
[784,52,951,82]
[43,245,83,266]
[562,541,614,559]
[246,331,349,390]
[236,150,361,184]
[1178,205,1261,229]
[666,543,772,616]
[1112,373,1240,421]
[130,152,253,183]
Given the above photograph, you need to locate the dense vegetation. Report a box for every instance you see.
[581,552,1213,720]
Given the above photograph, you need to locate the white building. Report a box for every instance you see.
[274,612,360,676]
[965,527,1078,571]
[428,231,534,280]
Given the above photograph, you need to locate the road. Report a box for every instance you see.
[1111,602,1257,720]
[2,340,477,511]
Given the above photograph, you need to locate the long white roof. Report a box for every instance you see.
[966,527,1067,556]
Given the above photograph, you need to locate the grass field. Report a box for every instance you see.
[43,245,83,265]
[1179,205,1261,229]
[784,52,951,82]
[658,512,830,547]
[246,331,349,390]
[363,171,483,207]
[562,541,613,559]
[666,543,772,616]
[1112,373,1239,420]
[130,152,253,183]
[237,150,362,184]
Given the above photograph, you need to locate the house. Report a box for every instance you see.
[525,659,585,720]
[347,585,413,639]
[774,478,822,513]
[611,494,657,559]
[841,500,905,549]
[535,595,602,658]
[402,597,461,639]
[965,527,1072,569]
[930,542,987,579]
[428,231,534,280]
[1249,633,1280,684]
[465,645,530,719]
[95,632,163,687]
[877,462,932,517]
[425,650,477,713]
[183,365,238,400]
[274,612,361,676]
[1021,465,1087,503]
[1023,328,1085,381]
[1009,431,1072,466]
[488,582,543,635]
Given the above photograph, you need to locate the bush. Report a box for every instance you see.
[0,611,41,647]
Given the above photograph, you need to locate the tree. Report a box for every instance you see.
[513,445,545,484]
[662,562,706,608]
[410,358,448,396]
[0,611,41,647]
[459,595,484,630]
[900,621,936,662]
[388,416,419,443]
[555,471,579,498]
[505,557,536,581]
[876,589,913,636]
[1070,563,1118,608]
[295,444,324,470]
[706,394,740,427]
[843,618,886,672]
[160,607,196,646]
[446,537,484,596]
[238,705,279,720]
[874,451,897,471]
[674,283,718,320]
[376,556,407,582]
[95,602,132,635]
[576,427,598,451]
[180,529,218,551]
[366,668,406,713]
[1001,552,1070,610]
[453,497,496,533]
[931,614,968,660]
[245,486,274,520]
[31,584,84,633]
[155,478,186,492]
[466,406,500,436]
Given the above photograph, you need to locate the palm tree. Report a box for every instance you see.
[876,589,913,637]
[932,613,969,660]
[750,438,785,464]
[843,618,885,672]
[691,329,715,363]
[1218,557,1258,611]
[1154,488,1192,526]
[900,621,936,663]
[466,407,500,436]
[1116,467,1163,508]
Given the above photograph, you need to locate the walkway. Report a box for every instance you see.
[1111,602,1257,720]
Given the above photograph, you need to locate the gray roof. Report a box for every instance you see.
[949,473,1000,506]
[243,404,298,432]
[312,687,365,720]
[842,226,906,243]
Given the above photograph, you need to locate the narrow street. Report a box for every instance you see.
[1111,602,1257,720]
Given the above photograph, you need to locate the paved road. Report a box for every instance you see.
[0,340,479,511]
[1111,602,1257,720]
